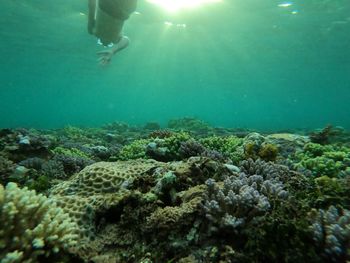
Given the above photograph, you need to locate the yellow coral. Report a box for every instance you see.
[0,183,78,262]
[50,160,164,240]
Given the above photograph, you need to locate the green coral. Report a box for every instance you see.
[118,132,192,161]
[52,146,91,159]
[199,136,244,164]
[118,138,151,160]
[168,117,211,133]
[59,126,104,145]
[303,142,326,156]
[0,183,78,262]
[161,132,192,160]
[25,175,51,193]
[291,143,350,178]
[62,126,85,138]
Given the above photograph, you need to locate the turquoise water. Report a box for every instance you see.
[0,0,349,130]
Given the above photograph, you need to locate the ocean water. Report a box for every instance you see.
[0,0,349,130]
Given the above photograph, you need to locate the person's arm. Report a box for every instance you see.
[97,36,130,65]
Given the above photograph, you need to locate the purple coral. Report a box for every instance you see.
[203,171,288,233]
[179,140,206,158]
[240,158,292,183]
[311,206,350,261]
[179,140,225,161]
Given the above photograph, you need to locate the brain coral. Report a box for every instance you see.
[0,183,78,263]
[49,160,165,240]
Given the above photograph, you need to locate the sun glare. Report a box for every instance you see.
[147,0,222,13]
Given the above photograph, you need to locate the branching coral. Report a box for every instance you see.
[203,172,288,233]
[118,138,151,160]
[119,132,192,162]
[179,139,206,159]
[240,158,293,183]
[52,146,91,159]
[168,117,212,134]
[199,136,244,164]
[310,205,350,261]
[291,143,350,178]
[0,183,78,262]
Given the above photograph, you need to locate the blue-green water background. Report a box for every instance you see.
[0,0,349,130]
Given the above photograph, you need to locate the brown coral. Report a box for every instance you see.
[146,185,206,230]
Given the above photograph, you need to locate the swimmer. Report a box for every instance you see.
[88,0,138,65]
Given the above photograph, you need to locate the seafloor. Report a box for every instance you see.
[1,118,349,263]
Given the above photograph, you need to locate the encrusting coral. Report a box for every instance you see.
[0,183,78,262]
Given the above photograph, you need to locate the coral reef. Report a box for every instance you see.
[168,117,212,135]
[0,183,78,262]
[0,121,349,262]
[266,133,310,157]
[47,158,232,261]
[148,129,174,139]
[143,122,161,131]
[309,125,341,145]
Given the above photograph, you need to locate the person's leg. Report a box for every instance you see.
[93,0,125,46]
[87,0,97,35]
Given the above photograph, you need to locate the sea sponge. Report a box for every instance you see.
[0,183,78,262]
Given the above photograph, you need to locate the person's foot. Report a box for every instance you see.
[97,49,114,66]
[116,36,130,50]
